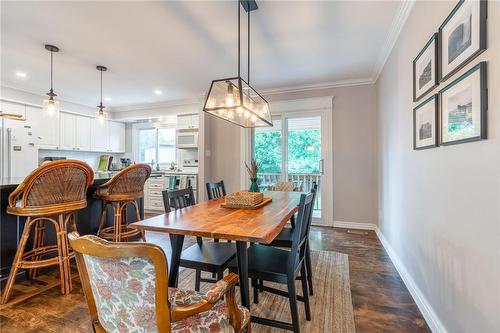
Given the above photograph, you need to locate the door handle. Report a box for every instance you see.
[319,159,324,175]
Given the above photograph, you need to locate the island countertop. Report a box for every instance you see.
[0,172,117,191]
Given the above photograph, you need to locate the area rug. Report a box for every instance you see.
[177,250,356,333]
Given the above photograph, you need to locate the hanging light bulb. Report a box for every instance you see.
[225,82,235,107]
[43,45,60,115]
[96,65,108,121]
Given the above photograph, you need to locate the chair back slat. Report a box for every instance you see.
[206,180,226,200]
[162,187,196,213]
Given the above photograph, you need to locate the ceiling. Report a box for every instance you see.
[1,1,401,110]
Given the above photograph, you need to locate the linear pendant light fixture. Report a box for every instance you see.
[96,65,108,120]
[43,44,60,114]
[203,0,272,128]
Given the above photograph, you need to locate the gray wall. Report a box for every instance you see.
[204,84,379,225]
[377,1,500,332]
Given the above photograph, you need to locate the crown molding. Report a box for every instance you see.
[372,0,415,82]
[260,77,375,96]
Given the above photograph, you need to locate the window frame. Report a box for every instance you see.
[136,124,177,165]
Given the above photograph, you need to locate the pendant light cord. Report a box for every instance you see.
[248,9,250,84]
[237,1,240,78]
[100,70,103,105]
[50,50,53,91]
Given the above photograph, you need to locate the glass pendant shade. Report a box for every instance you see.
[42,95,60,115]
[203,77,272,128]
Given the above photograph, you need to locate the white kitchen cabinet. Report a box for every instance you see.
[90,118,108,152]
[177,113,199,130]
[59,112,76,150]
[75,115,91,151]
[0,101,26,118]
[108,121,125,153]
[26,106,60,149]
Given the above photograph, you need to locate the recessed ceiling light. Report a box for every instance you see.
[154,89,162,95]
[104,97,112,101]
[16,72,27,78]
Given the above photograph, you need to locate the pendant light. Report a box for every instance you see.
[43,44,60,114]
[203,0,272,128]
[96,65,108,120]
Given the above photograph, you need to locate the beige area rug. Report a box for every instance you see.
[177,250,355,333]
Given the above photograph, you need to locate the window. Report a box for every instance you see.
[138,127,176,164]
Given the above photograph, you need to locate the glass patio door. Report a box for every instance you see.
[254,113,329,226]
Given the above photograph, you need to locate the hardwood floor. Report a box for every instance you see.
[309,227,430,333]
[0,226,430,332]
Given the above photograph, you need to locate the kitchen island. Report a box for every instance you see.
[0,172,147,279]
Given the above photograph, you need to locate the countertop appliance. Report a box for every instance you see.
[176,130,198,149]
[0,117,39,180]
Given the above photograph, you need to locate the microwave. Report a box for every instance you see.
[176,130,198,148]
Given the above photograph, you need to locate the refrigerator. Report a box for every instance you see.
[0,117,39,180]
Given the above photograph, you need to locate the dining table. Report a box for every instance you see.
[130,190,302,313]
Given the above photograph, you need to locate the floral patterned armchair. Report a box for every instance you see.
[69,233,250,333]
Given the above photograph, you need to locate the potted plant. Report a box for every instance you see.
[245,159,260,192]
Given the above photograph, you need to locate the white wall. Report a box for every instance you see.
[377,1,500,332]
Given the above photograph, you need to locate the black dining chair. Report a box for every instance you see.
[162,186,237,291]
[264,182,318,295]
[206,180,226,200]
[230,192,314,333]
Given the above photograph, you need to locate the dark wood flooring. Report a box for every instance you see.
[0,226,430,332]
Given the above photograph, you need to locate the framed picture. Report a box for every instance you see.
[438,0,487,82]
[440,61,487,145]
[413,34,438,102]
[413,94,439,150]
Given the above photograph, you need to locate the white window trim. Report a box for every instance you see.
[134,123,177,165]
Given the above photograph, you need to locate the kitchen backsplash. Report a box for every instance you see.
[39,150,125,171]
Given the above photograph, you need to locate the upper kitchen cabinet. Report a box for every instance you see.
[75,115,91,151]
[60,113,92,151]
[177,113,199,130]
[59,112,76,150]
[90,118,108,152]
[26,106,60,149]
[108,121,125,153]
[0,100,26,118]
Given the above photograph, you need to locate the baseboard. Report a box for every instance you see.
[375,228,447,333]
[333,220,378,231]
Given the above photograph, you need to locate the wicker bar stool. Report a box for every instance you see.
[1,160,94,304]
[95,164,151,242]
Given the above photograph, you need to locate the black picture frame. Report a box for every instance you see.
[413,34,439,102]
[439,61,487,145]
[413,94,439,150]
[438,0,487,82]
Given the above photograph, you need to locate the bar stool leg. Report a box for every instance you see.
[1,217,33,304]
[97,201,108,237]
[56,214,71,294]
[132,200,146,241]
[114,202,122,242]
[29,219,46,280]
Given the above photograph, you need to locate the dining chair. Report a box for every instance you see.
[68,233,251,333]
[94,163,151,242]
[274,181,296,192]
[206,180,226,200]
[265,183,318,295]
[230,192,314,333]
[162,187,237,291]
[1,160,94,304]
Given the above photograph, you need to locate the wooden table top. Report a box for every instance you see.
[131,191,302,243]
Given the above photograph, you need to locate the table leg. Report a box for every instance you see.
[169,234,184,287]
[236,241,250,309]
[290,214,296,229]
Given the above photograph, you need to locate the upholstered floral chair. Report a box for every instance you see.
[69,233,251,333]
